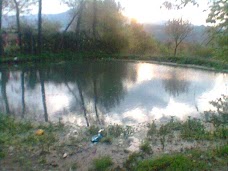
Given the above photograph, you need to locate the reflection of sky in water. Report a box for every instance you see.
[0,62,228,126]
[106,63,228,125]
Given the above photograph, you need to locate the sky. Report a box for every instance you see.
[40,0,210,25]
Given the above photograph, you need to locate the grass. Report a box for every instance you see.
[0,114,62,157]
[136,154,207,171]
[125,144,228,171]
[0,110,227,170]
[1,52,228,72]
[92,156,113,171]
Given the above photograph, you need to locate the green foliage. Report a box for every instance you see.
[105,124,130,138]
[88,125,100,135]
[0,115,33,144]
[147,120,157,137]
[204,95,228,139]
[106,124,123,137]
[0,148,6,159]
[136,154,206,171]
[127,19,159,55]
[180,117,206,140]
[206,0,228,60]
[139,141,153,154]
[215,145,228,157]
[124,152,144,170]
[0,115,57,154]
[100,136,112,144]
[92,156,113,171]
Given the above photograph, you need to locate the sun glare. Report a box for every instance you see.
[121,0,209,25]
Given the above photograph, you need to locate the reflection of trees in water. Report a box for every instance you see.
[162,70,190,97]
[0,69,10,114]
[21,70,25,118]
[39,70,49,122]
[0,61,137,124]
[55,61,137,125]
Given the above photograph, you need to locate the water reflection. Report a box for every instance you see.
[163,69,189,97]
[1,69,10,114]
[0,61,227,126]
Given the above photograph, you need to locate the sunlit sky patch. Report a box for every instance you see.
[35,0,210,25]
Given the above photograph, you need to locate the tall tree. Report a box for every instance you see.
[8,0,37,52]
[0,0,3,57]
[37,0,42,54]
[206,0,228,59]
[92,0,97,40]
[163,0,228,59]
[75,0,85,50]
[165,18,193,56]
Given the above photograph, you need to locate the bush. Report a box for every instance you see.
[92,156,113,171]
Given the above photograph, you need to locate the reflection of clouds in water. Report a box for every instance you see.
[1,62,228,126]
[106,64,228,124]
[151,98,198,121]
[198,74,228,111]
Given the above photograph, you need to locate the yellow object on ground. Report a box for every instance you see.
[35,129,44,136]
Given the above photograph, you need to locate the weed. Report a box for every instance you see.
[107,124,123,138]
[0,149,5,159]
[124,152,144,170]
[140,140,153,154]
[180,117,206,140]
[215,145,228,157]
[70,163,78,171]
[88,125,100,135]
[92,156,113,171]
[136,154,207,171]
[147,120,157,137]
[101,136,112,144]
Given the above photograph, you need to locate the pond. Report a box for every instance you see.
[0,60,227,126]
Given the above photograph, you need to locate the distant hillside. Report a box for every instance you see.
[143,24,209,44]
[3,11,208,44]
[2,10,71,30]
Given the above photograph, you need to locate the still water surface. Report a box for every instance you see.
[0,60,227,126]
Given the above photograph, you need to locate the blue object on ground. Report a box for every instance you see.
[91,129,104,143]
[91,133,103,143]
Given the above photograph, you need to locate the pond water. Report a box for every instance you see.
[0,60,227,126]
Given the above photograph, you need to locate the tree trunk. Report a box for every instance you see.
[92,0,97,40]
[75,0,85,50]
[93,78,100,124]
[76,80,89,127]
[21,71,25,118]
[38,0,42,54]
[64,12,78,33]
[13,0,22,52]
[174,44,178,57]
[39,70,48,122]
[0,0,3,57]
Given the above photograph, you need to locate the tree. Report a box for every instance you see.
[0,0,3,57]
[163,0,228,59]
[165,18,193,56]
[7,0,37,52]
[92,0,97,40]
[206,0,228,59]
[127,19,158,54]
[37,0,42,54]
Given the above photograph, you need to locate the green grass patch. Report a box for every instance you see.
[92,156,113,171]
[136,154,207,171]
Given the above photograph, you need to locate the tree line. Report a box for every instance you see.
[0,0,227,59]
